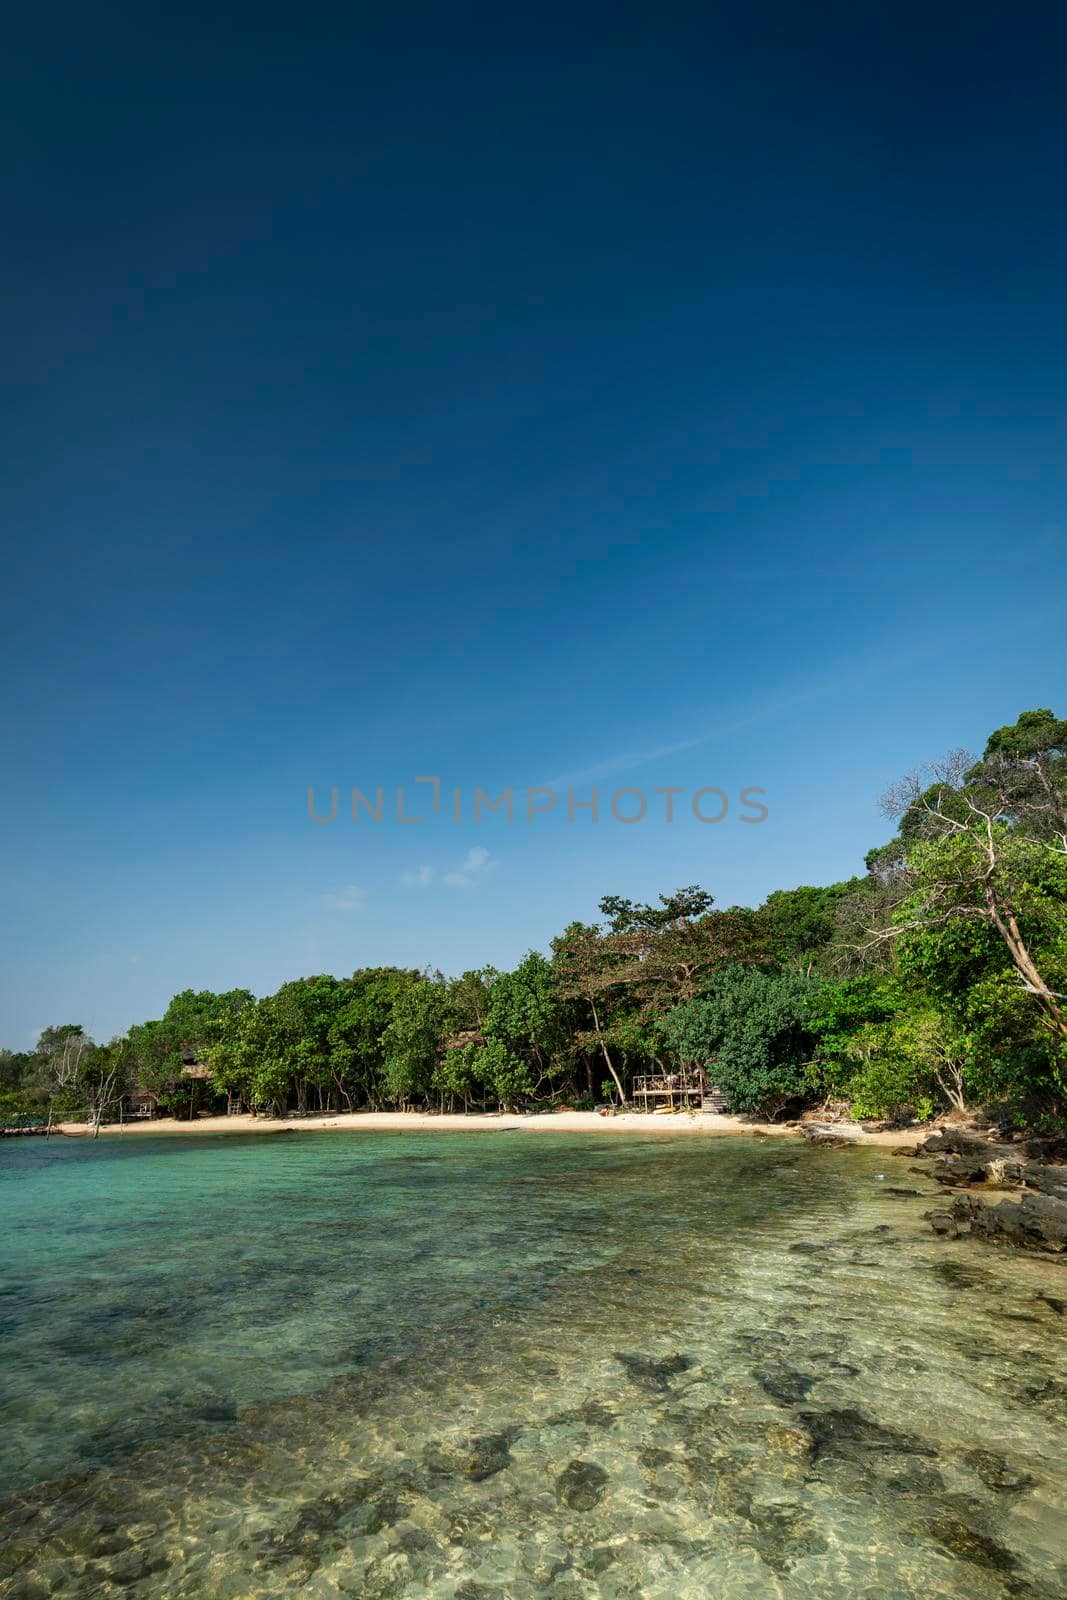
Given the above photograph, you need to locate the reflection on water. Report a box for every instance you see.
[1,1130,1065,1597]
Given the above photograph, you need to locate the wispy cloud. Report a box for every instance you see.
[444,846,495,889]
[322,883,367,911]
[400,864,436,889]
[401,848,497,891]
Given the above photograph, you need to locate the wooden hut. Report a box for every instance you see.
[632,1067,728,1113]
[124,1087,159,1119]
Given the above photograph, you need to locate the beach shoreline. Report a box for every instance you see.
[55,1108,927,1149]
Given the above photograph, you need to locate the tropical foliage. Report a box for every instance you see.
[6,708,1065,1129]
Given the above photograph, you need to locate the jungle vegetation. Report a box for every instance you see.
[4,709,1064,1130]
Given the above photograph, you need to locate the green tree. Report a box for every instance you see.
[869,717,1067,1059]
[481,952,572,1097]
[759,880,867,974]
[658,966,820,1118]
[329,967,422,1108]
[551,922,630,1104]
[380,976,455,1105]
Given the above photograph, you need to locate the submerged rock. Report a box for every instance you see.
[963,1449,1034,1494]
[916,1515,1019,1572]
[519,1537,572,1582]
[755,1364,818,1405]
[612,1352,695,1392]
[424,1432,513,1481]
[799,1408,938,1462]
[546,1398,616,1429]
[745,1501,829,1575]
[555,1460,609,1511]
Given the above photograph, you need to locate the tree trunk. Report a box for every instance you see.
[589,998,627,1105]
[986,888,1067,1041]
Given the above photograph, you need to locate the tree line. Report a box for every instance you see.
[3,708,1064,1131]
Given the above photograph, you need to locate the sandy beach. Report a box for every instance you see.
[56,1108,927,1149]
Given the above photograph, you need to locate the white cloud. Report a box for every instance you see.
[400,864,436,888]
[401,848,497,891]
[323,883,367,911]
[443,847,495,890]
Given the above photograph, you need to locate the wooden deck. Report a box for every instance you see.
[632,1072,727,1113]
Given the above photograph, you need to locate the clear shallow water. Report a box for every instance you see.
[1,1129,1066,1599]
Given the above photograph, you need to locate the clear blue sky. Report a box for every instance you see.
[2,2,1065,1046]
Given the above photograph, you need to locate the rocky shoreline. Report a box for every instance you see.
[913,1128,1067,1258]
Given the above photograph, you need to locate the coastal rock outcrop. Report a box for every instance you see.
[915,1128,1067,1256]
[928,1191,1067,1253]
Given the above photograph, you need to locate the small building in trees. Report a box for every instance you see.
[632,1067,727,1113]
[124,1087,159,1119]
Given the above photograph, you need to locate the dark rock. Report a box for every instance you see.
[787,1241,831,1254]
[1,1580,51,1600]
[556,1460,609,1511]
[922,1129,1001,1158]
[927,1209,959,1237]
[755,1364,817,1405]
[519,1539,572,1582]
[968,1192,1067,1253]
[391,1525,437,1555]
[102,1545,170,1585]
[799,1408,938,1462]
[613,1352,694,1392]
[1027,1165,1067,1201]
[464,1434,513,1481]
[348,1496,401,1538]
[253,1493,354,1571]
[579,1546,617,1577]
[191,1396,238,1423]
[930,1256,1006,1294]
[922,1129,1029,1190]
[424,1433,512,1481]
[916,1515,1018,1572]
[547,1398,616,1429]
[877,1460,945,1496]
[742,1501,829,1575]
[1037,1292,1066,1315]
[963,1449,1034,1494]
[800,1129,852,1148]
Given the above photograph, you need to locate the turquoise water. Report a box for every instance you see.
[1,1129,1066,1598]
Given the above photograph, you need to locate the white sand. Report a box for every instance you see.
[57,1108,926,1148]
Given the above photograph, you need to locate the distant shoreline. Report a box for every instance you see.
[55,1108,926,1149]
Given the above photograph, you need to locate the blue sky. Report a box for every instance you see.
[2,2,1066,1046]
